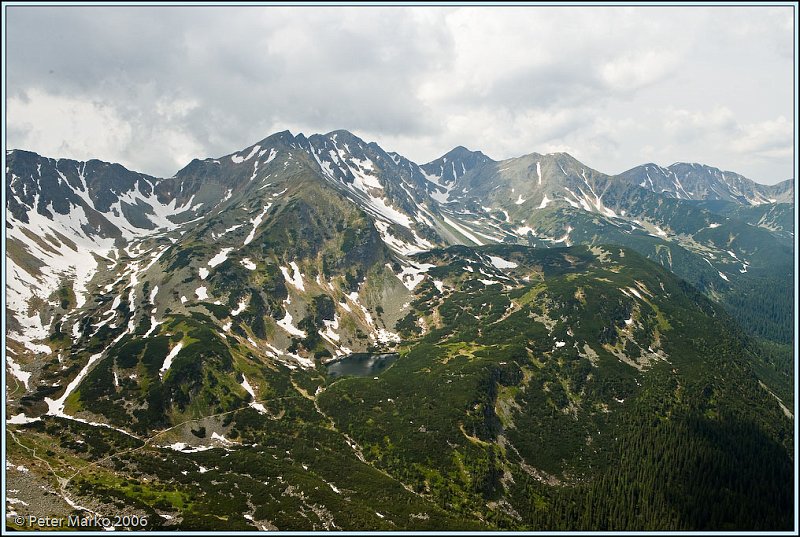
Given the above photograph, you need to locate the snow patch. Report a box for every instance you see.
[285,350,315,369]
[45,350,106,417]
[241,375,267,414]
[143,316,161,338]
[346,292,375,326]
[231,297,248,316]
[376,328,401,344]
[260,147,278,164]
[149,285,159,304]
[515,225,534,236]
[364,195,413,228]
[350,157,383,189]
[553,226,573,245]
[373,220,431,255]
[244,204,272,246]
[277,304,307,338]
[626,287,643,300]
[160,342,184,379]
[488,255,518,269]
[208,247,233,268]
[231,145,260,164]
[442,215,483,245]
[7,356,32,388]
[562,196,579,209]
[537,195,551,209]
[7,413,40,424]
[395,262,436,290]
[280,262,305,291]
[421,168,455,203]
[211,432,234,445]
[320,315,341,343]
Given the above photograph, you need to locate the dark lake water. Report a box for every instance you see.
[325,353,399,378]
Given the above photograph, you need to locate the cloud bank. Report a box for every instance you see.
[5,5,794,183]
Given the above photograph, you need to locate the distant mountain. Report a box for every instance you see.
[616,162,793,205]
[396,148,794,344]
[5,130,794,531]
[418,146,494,203]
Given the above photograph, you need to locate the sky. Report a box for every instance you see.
[4,4,796,184]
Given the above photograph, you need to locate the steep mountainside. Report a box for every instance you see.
[5,130,795,531]
[415,150,794,345]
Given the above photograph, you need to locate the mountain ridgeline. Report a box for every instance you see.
[4,130,795,531]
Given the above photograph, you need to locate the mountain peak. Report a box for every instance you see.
[257,129,297,145]
[324,128,357,138]
[669,161,708,171]
[438,145,491,162]
[420,145,494,186]
[322,129,374,148]
[545,151,579,161]
[444,145,474,155]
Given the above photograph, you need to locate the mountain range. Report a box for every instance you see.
[4,130,795,531]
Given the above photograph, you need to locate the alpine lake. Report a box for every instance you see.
[324,353,399,378]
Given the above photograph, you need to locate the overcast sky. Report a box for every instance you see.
[5,5,795,184]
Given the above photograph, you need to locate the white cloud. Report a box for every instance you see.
[663,106,738,140]
[7,89,134,166]
[599,49,681,91]
[732,116,792,155]
[660,107,792,163]
[7,88,205,175]
[4,5,794,183]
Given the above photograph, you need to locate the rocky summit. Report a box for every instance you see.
[4,130,794,531]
